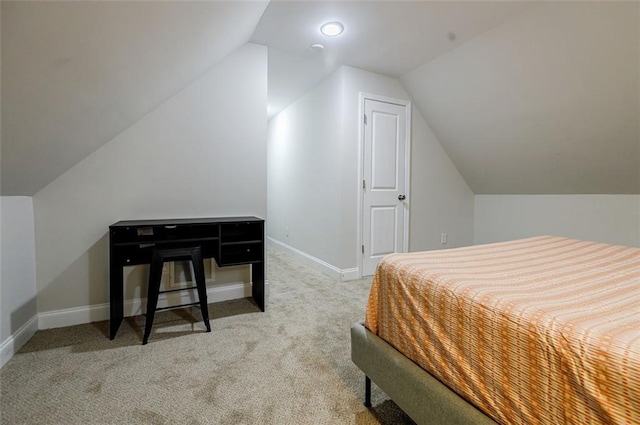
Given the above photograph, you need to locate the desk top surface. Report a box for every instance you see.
[110,216,263,228]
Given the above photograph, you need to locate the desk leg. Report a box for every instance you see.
[252,262,265,312]
[109,263,124,340]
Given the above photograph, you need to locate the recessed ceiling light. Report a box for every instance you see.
[321,21,344,37]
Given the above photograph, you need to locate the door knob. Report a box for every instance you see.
[398,194,406,201]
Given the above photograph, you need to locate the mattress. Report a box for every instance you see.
[365,236,639,425]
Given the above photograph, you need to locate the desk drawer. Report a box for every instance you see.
[219,242,262,266]
[111,224,219,244]
[112,241,219,266]
[113,244,154,266]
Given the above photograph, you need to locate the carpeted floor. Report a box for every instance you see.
[0,248,415,424]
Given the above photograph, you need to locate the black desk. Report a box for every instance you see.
[109,216,265,339]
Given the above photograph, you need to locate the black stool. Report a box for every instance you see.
[143,246,211,345]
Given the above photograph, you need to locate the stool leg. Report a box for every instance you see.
[191,249,211,332]
[365,376,372,407]
[143,251,164,344]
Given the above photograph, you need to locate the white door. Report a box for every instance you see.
[361,97,410,276]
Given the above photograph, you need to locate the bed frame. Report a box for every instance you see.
[351,321,497,425]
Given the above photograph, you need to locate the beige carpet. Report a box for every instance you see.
[1,248,415,424]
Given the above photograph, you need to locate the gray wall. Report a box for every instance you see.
[267,65,474,274]
[33,44,268,316]
[1,1,268,196]
[267,68,344,268]
[474,195,640,247]
[0,197,37,365]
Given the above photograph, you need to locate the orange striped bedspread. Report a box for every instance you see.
[365,236,639,425]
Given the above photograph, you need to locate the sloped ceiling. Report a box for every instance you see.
[401,2,639,194]
[2,1,638,196]
[253,1,638,194]
[251,0,535,118]
[1,0,268,195]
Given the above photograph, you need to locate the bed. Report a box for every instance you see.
[351,236,639,425]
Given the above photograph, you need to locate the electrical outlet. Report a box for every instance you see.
[441,233,448,245]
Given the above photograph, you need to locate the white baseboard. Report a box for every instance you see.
[0,315,38,368]
[267,237,360,281]
[38,281,262,330]
[340,267,360,281]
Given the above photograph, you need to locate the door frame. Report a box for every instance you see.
[357,92,412,278]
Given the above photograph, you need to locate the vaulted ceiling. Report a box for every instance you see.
[2,1,638,196]
[1,1,269,195]
[401,2,639,194]
[251,0,535,117]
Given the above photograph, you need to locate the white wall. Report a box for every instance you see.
[268,65,474,277]
[408,107,475,252]
[267,68,344,269]
[32,44,267,324]
[0,197,38,367]
[474,195,640,247]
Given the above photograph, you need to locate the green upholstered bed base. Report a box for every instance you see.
[351,321,498,425]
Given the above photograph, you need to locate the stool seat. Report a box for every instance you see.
[143,246,211,344]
